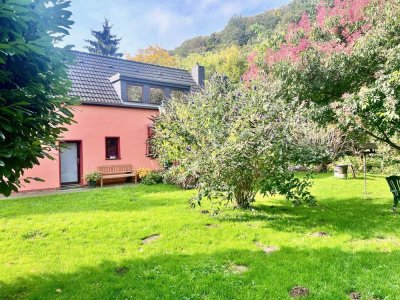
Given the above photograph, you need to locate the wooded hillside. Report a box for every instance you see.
[173,0,319,57]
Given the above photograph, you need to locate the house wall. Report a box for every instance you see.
[19,104,159,192]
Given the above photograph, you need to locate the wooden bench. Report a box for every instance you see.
[386,175,400,212]
[97,164,137,187]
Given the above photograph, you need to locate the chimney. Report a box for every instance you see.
[191,63,205,87]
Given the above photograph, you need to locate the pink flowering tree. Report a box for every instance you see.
[267,0,376,65]
[245,0,400,152]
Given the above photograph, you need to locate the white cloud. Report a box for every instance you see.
[60,0,291,54]
[143,8,194,36]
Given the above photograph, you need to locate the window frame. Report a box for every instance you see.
[170,89,185,100]
[149,86,165,104]
[105,137,121,160]
[126,84,144,103]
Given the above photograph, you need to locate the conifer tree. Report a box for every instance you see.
[85,18,123,57]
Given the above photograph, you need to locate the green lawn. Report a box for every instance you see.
[0,174,399,299]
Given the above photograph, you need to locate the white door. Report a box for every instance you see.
[61,142,79,184]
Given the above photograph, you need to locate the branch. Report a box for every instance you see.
[362,127,400,151]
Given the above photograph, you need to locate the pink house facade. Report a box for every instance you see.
[20,51,204,192]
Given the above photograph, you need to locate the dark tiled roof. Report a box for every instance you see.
[68,50,197,105]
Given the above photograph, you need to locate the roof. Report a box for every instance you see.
[67,50,197,105]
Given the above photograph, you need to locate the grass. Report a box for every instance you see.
[0,174,399,299]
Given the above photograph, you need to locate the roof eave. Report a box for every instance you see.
[109,73,194,89]
[81,101,160,110]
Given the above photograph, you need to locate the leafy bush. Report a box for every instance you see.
[141,171,163,185]
[384,164,400,176]
[163,166,199,189]
[154,76,316,209]
[290,120,356,172]
[336,155,363,172]
[336,141,400,175]
[137,168,151,179]
[374,143,400,175]
[83,172,102,182]
[0,0,75,196]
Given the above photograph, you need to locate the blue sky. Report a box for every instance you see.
[61,0,290,55]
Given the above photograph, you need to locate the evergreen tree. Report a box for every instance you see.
[85,18,123,57]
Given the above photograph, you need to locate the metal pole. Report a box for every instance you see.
[363,154,367,195]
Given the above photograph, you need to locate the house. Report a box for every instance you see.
[20,50,204,192]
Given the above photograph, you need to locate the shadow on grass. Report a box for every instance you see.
[218,198,398,238]
[215,173,395,238]
[296,171,383,180]
[1,248,397,299]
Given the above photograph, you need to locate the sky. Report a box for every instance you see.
[61,0,291,55]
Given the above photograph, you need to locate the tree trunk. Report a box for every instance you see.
[234,188,255,209]
[316,164,328,173]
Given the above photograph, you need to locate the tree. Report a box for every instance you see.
[172,0,318,57]
[126,45,178,67]
[154,76,316,209]
[85,18,122,57]
[0,0,75,196]
[290,117,355,172]
[333,15,400,151]
[178,46,247,82]
[173,36,210,57]
[246,0,400,152]
[220,15,252,46]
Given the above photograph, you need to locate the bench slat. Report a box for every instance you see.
[102,173,135,179]
[97,164,137,186]
[98,164,133,175]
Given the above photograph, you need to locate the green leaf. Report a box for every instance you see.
[0,0,74,196]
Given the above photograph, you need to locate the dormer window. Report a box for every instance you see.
[149,87,164,104]
[127,84,143,102]
[109,73,192,105]
[171,90,184,100]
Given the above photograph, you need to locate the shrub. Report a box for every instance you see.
[141,171,163,185]
[374,144,400,175]
[384,164,400,176]
[290,120,355,172]
[336,141,400,175]
[163,166,199,189]
[137,168,151,179]
[154,76,316,209]
[83,172,102,182]
[336,156,363,172]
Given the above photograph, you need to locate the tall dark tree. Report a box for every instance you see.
[0,0,75,196]
[85,18,123,57]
